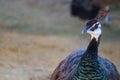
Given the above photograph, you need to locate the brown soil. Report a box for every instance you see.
[0,32,119,80]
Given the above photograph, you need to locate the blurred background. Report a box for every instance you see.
[0,0,120,80]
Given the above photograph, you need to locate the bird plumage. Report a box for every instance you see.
[51,20,119,80]
[51,49,119,80]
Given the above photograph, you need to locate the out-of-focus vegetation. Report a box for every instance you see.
[0,0,119,80]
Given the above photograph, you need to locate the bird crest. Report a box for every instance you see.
[96,5,110,21]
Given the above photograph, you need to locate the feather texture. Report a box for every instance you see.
[51,20,119,80]
[51,49,119,80]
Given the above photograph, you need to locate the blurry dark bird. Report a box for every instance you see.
[70,0,111,20]
[51,19,119,80]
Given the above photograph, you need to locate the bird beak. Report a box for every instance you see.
[81,26,88,34]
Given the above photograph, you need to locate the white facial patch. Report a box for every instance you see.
[91,28,101,41]
[87,22,101,41]
[88,22,101,31]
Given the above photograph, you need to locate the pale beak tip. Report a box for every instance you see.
[81,30,85,34]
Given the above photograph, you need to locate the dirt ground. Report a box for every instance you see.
[0,31,119,80]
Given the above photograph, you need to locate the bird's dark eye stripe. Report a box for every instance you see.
[91,27,95,31]
[94,24,99,29]
[90,24,99,31]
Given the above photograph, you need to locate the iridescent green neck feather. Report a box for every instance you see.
[69,37,107,80]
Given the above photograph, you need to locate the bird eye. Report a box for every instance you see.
[90,24,99,31]
[94,24,99,29]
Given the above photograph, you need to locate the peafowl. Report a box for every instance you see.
[51,19,119,80]
[70,0,111,21]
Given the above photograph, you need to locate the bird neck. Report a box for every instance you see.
[82,36,101,61]
[69,36,107,79]
[87,36,100,54]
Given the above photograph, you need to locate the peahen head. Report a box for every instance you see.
[82,20,102,41]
